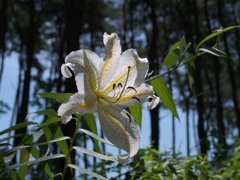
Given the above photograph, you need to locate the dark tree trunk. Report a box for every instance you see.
[145,0,160,150]
[217,0,240,137]
[14,0,37,150]
[59,0,84,178]
[192,0,208,154]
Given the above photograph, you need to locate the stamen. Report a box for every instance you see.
[126,112,132,123]
[118,83,122,88]
[113,66,131,103]
[112,83,117,97]
[127,86,137,93]
[132,97,140,103]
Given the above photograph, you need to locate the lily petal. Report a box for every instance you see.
[61,63,73,78]
[147,94,160,109]
[97,99,140,164]
[64,49,103,92]
[103,49,149,94]
[58,93,97,124]
[100,33,121,91]
[114,83,159,109]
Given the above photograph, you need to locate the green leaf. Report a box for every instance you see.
[72,146,117,162]
[181,42,192,57]
[199,47,235,67]
[164,37,185,68]
[35,109,57,118]
[52,173,63,179]
[79,129,115,147]
[5,136,70,155]
[68,164,108,180]
[0,134,23,143]
[45,124,72,165]
[196,26,240,53]
[0,121,38,136]
[81,114,101,153]
[150,77,179,119]
[19,139,31,179]
[187,62,193,90]
[10,170,19,179]
[128,104,142,129]
[3,152,16,165]
[37,117,62,128]
[29,146,53,179]
[38,92,73,103]
[3,154,65,172]
[32,131,44,142]
[181,53,196,65]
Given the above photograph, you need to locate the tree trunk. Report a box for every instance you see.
[60,0,84,178]
[145,0,160,150]
[192,0,208,154]
[14,0,37,150]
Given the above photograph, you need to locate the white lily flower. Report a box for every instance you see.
[58,32,160,164]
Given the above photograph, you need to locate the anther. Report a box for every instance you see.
[113,83,116,90]
[118,83,122,88]
[132,97,140,103]
[127,86,137,93]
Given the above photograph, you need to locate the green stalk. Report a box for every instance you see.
[61,118,80,180]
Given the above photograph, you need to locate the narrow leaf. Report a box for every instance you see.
[32,131,44,142]
[73,146,117,162]
[187,62,193,90]
[150,77,179,119]
[10,170,18,179]
[38,92,73,103]
[37,117,62,128]
[181,42,192,57]
[0,134,23,143]
[29,146,52,178]
[45,124,72,166]
[3,154,65,172]
[5,137,70,155]
[19,147,29,179]
[36,136,71,147]
[3,152,16,166]
[128,104,142,129]
[35,109,57,118]
[199,47,235,67]
[79,129,115,147]
[196,26,240,53]
[0,122,38,136]
[68,164,108,180]
[82,114,101,153]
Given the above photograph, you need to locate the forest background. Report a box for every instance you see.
[0,0,240,179]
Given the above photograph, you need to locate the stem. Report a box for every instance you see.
[144,51,206,82]
[61,118,80,180]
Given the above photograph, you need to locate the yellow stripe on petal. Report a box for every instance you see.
[100,33,121,90]
[97,99,140,163]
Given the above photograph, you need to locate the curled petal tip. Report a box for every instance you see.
[61,64,72,78]
[147,95,160,109]
[61,115,72,124]
[117,154,130,164]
